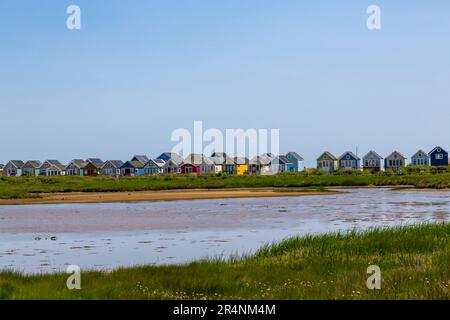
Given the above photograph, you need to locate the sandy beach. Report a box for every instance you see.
[0,188,334,206]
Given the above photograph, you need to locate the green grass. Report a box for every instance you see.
[1,170,450,199]
[1,223,448,299]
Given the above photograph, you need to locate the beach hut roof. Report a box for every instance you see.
[42,160,63,167]
[278,155,293,164]
[250,155,271,165]
[122,161,145,168]
[86,158,104,168]
[287,152,304,161]
[211,152,227,158]
[67,159,88,169]
[411,150,429,158]
[146,159,166,168]
[157,152,183,165]
[184,154,213,165]
[234,157,249,165]
[428,146,448,155]
[131,155,149,163]
[102,160,124,169]
[362,150,383,160]
[7,160,25,168]
[317,152,338,161]
[338,151,360,161]
[260,153,276,160]
[162,159,178,167]
[23,160,42,168]
[210,153,235,165]
[385,151,406,160]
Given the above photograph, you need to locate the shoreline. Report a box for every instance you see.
[0,188,337,206]
[0,185,448,206]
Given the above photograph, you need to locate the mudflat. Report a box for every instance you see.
[0,188,333,206]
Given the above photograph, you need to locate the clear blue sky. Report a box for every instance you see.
[1,1,449,166]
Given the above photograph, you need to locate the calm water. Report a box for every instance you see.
[0,188,449,274]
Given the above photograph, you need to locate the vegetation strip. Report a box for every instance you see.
[0,171,449,200]
[0,223,448,299]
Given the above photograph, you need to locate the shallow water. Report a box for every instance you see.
[0,188,449,274]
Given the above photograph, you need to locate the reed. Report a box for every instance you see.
[1,223,448,300]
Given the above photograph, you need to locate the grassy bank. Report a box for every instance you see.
[0,223,448,299]
[1,170,450,199]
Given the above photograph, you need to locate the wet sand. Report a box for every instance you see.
[0,188,334,206]
[0,191,339,233]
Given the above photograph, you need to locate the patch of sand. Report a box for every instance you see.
[0,188,335,206]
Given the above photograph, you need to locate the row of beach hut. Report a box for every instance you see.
[317,147,449,172]
[0,147,448,177]
[0,152,305,177]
